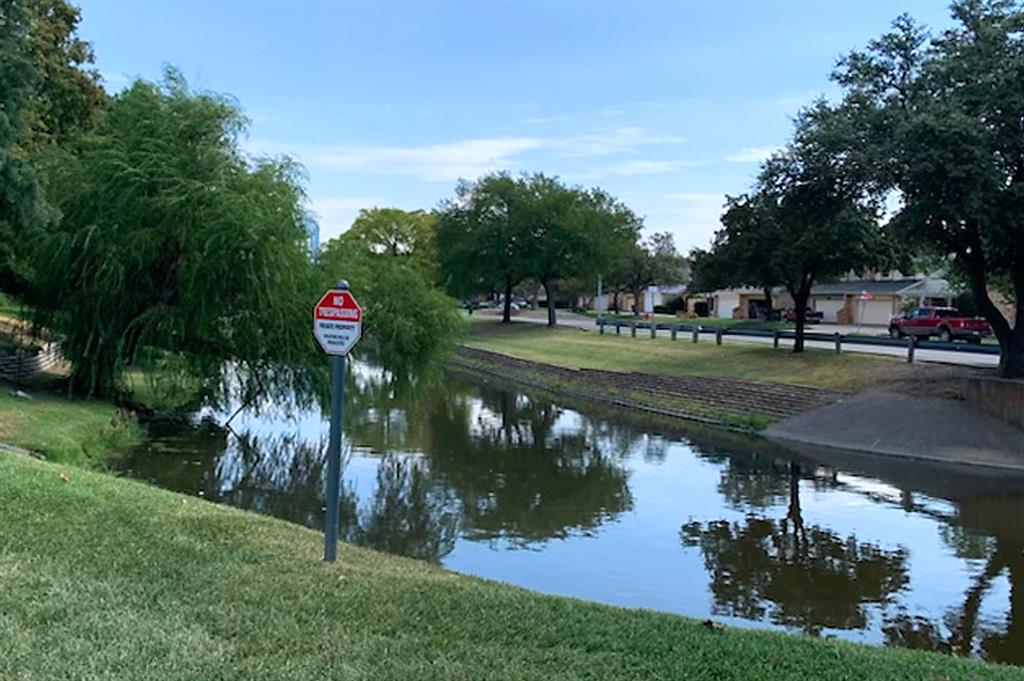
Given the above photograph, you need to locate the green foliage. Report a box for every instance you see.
[607,232,687,314]
[0,1,51,294]
[831,0,1024,375]
[437,172,533,311]
[698,105,883,351]
[20,0,107,149]
[30,69,321,402]
[438,172,640,325]
[319,209,464,377]
[337,207,439,280]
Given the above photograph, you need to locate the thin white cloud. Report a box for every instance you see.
[520,114,572,125]
[251,127,686,182]
[725,146,779,163]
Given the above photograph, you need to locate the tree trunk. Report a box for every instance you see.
[502,279,513,324]
[792,289,809,353]
[611,291,620,313]
[961,247,1020,378]
[543,279,557,327]
[999,327,1024,378]
[632,288,642,316]
[762,286,774,321]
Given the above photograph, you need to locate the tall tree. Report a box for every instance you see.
[437,173,530,323]
[0,1,47,294]
[699,106,882,352]
[609,232,688,315]
[832,1,1024,377]
[522,177,640,326]
[21,0,106,149]
[31,70,320,401]
[693,198,784,321]
[319,209,463,377]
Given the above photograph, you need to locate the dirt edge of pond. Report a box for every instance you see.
[449,346,847,433]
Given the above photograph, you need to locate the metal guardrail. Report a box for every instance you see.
[594,318,1001,359]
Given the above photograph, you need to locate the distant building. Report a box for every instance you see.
[303,216,320,256]
[687,274,955,325]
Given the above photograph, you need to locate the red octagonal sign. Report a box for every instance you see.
[313,288,363,355]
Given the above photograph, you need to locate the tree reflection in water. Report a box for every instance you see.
[119,363,1024,666]
[883,495,1024,664]
[681,463,909,634]
[422,382,634,546]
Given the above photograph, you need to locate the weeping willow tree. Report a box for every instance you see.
[30,69,321,404]
[317,207,464,380]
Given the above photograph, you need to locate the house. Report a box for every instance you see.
[687,274,955,324]
[808,277,954,325]
[687,287,792,320]
[589,284,687,313]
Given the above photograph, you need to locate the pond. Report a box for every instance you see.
[113,359,1024,665]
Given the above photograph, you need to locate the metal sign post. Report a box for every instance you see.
[313,280,362,563]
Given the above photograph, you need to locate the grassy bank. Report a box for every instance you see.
[466,322,940,392]
[0,386,139,466]
[1,452,1019,681]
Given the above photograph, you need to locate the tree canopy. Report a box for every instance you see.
[30,70,320,402]
[695,105,883,351]
[831,0,1024,376]
[319,208,463,378]
[606,232,688,315]
[438,172,640,326]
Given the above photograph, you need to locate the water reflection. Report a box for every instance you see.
[681,463,909,634]
[115,359,1024,665]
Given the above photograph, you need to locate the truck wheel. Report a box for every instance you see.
[889,326,903,339]
[938,327,952,343]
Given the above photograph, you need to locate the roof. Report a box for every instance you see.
[810,278,952,297]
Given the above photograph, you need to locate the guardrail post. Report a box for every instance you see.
[715,328,723,346]
[650,323,656,339]
[907,336,916,363]
[692,327,699,343]
[670,325,677,341]
[631,322,637,338]
[834,333,842,354]
[773,330,780,349]
[615,321,621,335]
[598,319,605,335]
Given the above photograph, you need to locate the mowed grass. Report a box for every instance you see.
[1,453,1020,681]
[466,322,925,392]
[0,387,139,466]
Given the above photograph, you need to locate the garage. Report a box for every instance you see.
[813,297,845,323]
[857,299,895,326]
[714,292,740,318]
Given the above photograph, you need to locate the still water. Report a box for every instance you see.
[115,360,1024,665]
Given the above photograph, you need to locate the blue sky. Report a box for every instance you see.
[76,0,953,250]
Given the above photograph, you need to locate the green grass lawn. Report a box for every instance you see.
[0,386,140,466]
[1,452,1019,681]
[466,322,931,392]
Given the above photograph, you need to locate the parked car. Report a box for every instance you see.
[782,308,824,324]
[889,306,991,343]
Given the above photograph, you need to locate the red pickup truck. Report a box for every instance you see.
[888,306,991,343]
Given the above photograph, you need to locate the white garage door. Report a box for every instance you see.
[859,299,893,326]
[814,298,845,323]
[716,293,739,318]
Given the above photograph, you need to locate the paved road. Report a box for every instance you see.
[484,309,1000,369]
